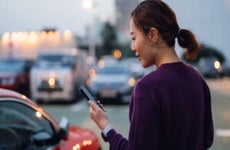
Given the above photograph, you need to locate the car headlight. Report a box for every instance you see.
[128,77,136,87]
[214,60,222,72]
[48,77,56,89]
[119,78,136,92]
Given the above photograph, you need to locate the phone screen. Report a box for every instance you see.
[79,85,105,111]
[79,85,97,103]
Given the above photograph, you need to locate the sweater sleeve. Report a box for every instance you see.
[107,129,129,150]
[106,81,161,150]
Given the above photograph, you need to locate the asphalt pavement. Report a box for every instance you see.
[206,77,230,98]
[206,77,230,150]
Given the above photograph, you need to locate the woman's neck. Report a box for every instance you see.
[155,47,180,68]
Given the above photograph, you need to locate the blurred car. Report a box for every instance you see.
[97,55,118,68]
[121,57,155,78]
[0,88,101,150]
[30,49,90,103]
[197,57,223,78]
[0,59,33,97]
[87,64,136,104]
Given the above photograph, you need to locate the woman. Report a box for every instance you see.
[88,1,214,149]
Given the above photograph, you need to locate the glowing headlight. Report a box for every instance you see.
[98,59,105,68]
[214,60,222,71]
[128,77,136,87]
[89,68,96,79]
[48,77,56,88]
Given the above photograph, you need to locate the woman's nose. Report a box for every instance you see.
[131,42,136,51]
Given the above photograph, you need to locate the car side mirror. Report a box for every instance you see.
[58,117,69,140]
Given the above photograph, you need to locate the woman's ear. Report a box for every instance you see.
[148,27,158,43]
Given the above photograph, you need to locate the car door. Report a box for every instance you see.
[0,98,60,150]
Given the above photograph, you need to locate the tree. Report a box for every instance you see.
[100,22,118,55]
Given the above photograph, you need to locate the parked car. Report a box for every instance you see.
[30,49,90,102]
[121,57,155,78]
[197,57,223,78]
[0,88,101,150]
[87,64,136,104]
[0,59,33,97]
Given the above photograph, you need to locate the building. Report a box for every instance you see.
[115,0,140,43]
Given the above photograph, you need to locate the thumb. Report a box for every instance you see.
[88,100,98,111]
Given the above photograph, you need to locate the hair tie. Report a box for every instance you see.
[176,28,181,38]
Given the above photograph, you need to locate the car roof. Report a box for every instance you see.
[0,88,28,98]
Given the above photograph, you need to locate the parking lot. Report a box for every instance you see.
[206,77,230,150]
[42,77,230,150]
[206,77,230,97]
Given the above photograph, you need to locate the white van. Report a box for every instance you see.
[30,49,89,102]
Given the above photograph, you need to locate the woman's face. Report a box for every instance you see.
[130,18,156,68]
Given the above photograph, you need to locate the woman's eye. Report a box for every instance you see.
[131,37,135,41]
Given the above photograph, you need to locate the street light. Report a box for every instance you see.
[82,0,93,10]
[82,0,96,60]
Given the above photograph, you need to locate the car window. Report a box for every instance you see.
[0,60,25,72]
[0,100,54,135]
[96,66,130,75]
[36,54,74,67]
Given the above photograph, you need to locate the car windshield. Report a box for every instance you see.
[36,54,74,67]
[0,60,25,73]
[96,65,130,75]
[0,100,54,134]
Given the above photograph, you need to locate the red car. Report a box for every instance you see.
[0,88,101,150]
[0,59,33,97]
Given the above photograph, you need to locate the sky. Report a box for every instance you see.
[0,0,230,61]
[0,0,115,36]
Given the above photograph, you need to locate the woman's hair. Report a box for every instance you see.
[131,0,200,60]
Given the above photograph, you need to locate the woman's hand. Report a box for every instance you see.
[88,100,109,130]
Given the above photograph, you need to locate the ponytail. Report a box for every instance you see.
[177,29,200,60]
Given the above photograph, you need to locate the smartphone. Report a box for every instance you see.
[79,85,105,111]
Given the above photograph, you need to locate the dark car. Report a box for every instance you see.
[197,57,223,78]
[0,59,33,97]
[87,64,136,104]
[0,88,101,150]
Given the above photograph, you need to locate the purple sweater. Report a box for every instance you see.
[106,62,214,150]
